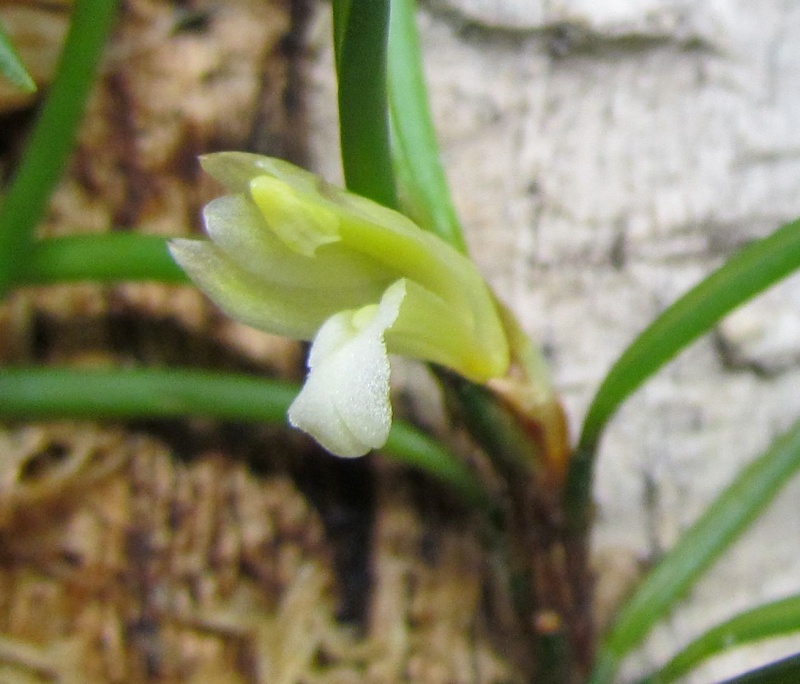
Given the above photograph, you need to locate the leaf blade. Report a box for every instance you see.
[334,0,396,208]
[716,652,800,684]
[587,417,800,684]
[635,594,800,684]
[567,218,800,534]
[580,217,800,454]
[0,20,35,92]
[387,0,468,252]
[0,0,118,297]
[0,366,489,508]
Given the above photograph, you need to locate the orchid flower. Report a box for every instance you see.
[169,152,509,457]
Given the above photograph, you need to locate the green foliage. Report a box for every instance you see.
[0,0,117,297]
[333,0,396,208]
[388,0,468,253]
[588,418,800,684]
[21,234,187,285]
[579,217,800,457]
[0,367,490,507]
[567,217,800,531]
[0,20,35,93]
[636,594,800,684]
[1,2,800,682]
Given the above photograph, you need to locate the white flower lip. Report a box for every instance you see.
[288,281,406,457]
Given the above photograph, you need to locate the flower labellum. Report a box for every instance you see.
[169,152,509,457]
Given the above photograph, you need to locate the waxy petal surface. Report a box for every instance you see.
[288,282,405,457]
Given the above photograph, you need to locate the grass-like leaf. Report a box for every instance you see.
[21,234,187,285]
[635,594,800,684]
[0,366,490,508]
[579,217,800,454]
[0,20,36,93]
[388,0,468,253]
[567,217,800,530]
[333,0,396,208]
[0,0,117,297]
[587,417,800,684]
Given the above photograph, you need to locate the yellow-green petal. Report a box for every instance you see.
[200,152,322,195]
[249,175,340,256]
[204,193,389,294]
[169,239,332,339]
[187,152,511,384]
[386,279,508,382]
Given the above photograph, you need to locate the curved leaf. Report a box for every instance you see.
[636,594,800,684]
[0,366,489,508]
[0,20,35,92]
[334,0,396,208]
[388,0,467,252]
[567,218,800,531]
[588,417,800,684]
[0,0,118,296]
[21,234,187,285]
[580,217,800,454]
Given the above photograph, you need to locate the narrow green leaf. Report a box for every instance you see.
[587,417,800,684]
[0,367,296,423]
[717,652,800,684]
[20,234,188,285]
[334,0,396,208]
[0,20,36,93]
[580,217,800,454]
[331,0,352,69]
[388,0,468,253]
[636,594,800,684]
[568,218,800,530]
[0,0,118,297]
[0,366,490,508]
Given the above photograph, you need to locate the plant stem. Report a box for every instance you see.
[0,0,117,297]
[435,368,540,479]
[382,4,590,675]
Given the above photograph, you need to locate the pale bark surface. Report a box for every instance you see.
[307,1,800,681]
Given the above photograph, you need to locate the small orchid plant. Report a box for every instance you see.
[3,0,800,682]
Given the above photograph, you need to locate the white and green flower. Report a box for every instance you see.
[169,152,509,457]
